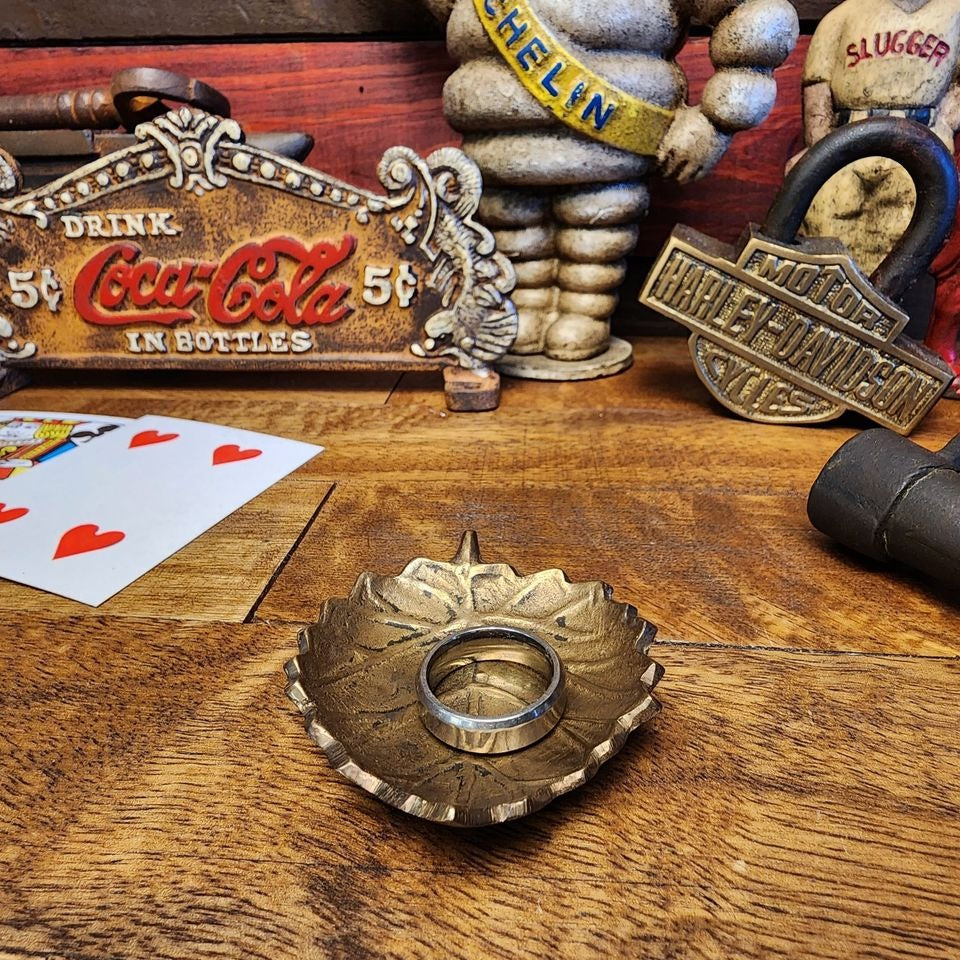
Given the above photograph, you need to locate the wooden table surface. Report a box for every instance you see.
[1,339,958,959]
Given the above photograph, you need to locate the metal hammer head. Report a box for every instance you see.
[808,429,960,586]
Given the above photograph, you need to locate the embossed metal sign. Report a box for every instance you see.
[640,224,952,434]
[0,108,518,410]
[640,119,959,435]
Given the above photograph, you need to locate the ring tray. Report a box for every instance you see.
[284,532,663,827]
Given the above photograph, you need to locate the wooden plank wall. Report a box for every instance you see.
[0,2,834,333]
[2,2,838,41]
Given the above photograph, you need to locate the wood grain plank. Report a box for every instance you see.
[0,368,402,413]
[7,339,946,541]
[254,338,960,655]
[246,340,958,492]
[252,477,960,657]
[0,0,439,42]
[0,470,333,621]
[3,341,955,642]
[0,41,458,191]
[0,2,835,42]
[0,615,956,958]
[793,0,842,16]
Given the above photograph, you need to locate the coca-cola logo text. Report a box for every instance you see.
[73,234,357,327]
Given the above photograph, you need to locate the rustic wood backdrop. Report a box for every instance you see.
[0,2,838,334]
[3,6,960,958]
[3,344,959,960]
[1,2,839,41]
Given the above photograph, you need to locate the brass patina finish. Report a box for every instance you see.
[640,118,956,434]
[0,107,517,410]
[284,532,663,827]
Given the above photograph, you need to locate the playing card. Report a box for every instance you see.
[0,415,322,606]
[0,411,131,479]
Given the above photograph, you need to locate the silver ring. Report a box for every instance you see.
[416,626,566,754]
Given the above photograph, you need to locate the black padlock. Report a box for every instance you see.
[808,430,960,589]
[640,118,958,434]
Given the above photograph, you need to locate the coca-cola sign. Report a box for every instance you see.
[0,108,517,410]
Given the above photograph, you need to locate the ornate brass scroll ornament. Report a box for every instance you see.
[284,532,663,827]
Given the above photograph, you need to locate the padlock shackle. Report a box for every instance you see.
[762,118,958,303]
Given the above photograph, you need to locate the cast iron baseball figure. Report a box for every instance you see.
[796,0,960,276]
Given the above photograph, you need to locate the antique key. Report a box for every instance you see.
[0,68,312,191]
[0,67,231,131]
[640,118,958,435]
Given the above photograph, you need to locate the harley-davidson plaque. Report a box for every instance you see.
[0,108,518,410]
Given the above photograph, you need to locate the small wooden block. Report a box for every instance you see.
[0,366,30,398]
[443,367,500,412]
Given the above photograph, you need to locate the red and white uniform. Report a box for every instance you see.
[801,0,960,276]
[805,0,959,117]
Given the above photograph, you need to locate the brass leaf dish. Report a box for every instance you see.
[284,533,663,827]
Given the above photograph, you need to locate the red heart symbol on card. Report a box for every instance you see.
[0,503,28,524]
[212,444,262,466]
[54,524,125,560]
[129,430,179,449]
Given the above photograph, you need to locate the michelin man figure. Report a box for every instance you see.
[421,0,798,378]
[796,0,960,276]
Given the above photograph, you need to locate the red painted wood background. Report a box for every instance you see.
[0,39,810,254]
[0,37,809,330]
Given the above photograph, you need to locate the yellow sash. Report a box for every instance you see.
[473,0,675,156]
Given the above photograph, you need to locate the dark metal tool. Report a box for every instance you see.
[640,118,958,434]
[808,429,960,588]
[0,68,312,190]
[0,67,231,131]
